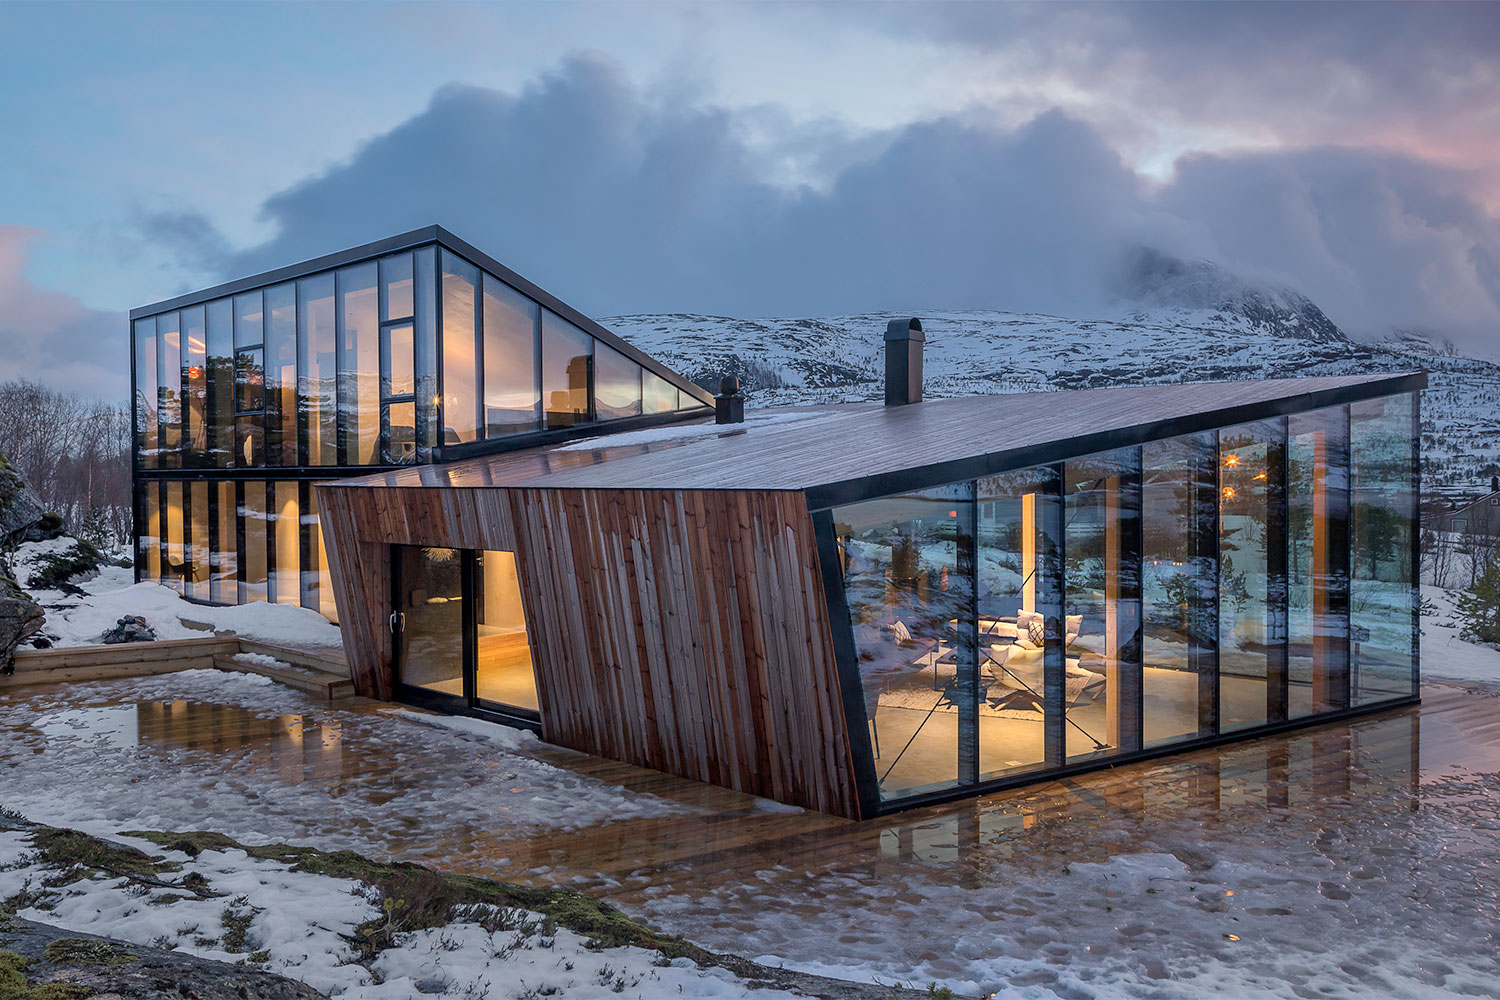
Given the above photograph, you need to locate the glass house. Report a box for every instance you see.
[130,227,713,623]
[311,361,1423,818]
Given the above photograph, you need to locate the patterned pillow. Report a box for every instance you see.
[889,619,912,642]
[1027,618,1046,646]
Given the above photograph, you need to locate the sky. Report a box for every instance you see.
[1,0,1498,399]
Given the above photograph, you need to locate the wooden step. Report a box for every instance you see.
[211,654,357,703]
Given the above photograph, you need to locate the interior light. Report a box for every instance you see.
[1225,454,1239,467]
[1222,487,1237,500]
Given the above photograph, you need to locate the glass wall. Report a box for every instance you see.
[133,239,707,618]
[476,550,539,712]
[1351,394,1418,704]
[832,393,1418,805]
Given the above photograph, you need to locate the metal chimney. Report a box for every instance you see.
[715,376,745,424]
[884,317,924,406]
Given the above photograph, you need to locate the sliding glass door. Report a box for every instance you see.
[393,545,540,719]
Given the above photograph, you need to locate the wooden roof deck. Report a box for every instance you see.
[326,372,1423,507]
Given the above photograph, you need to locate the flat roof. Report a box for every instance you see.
[324,371,1424,509]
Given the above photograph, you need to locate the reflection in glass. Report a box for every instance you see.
[234,291,263,349]
[836,485,972,801]
[643,372,680,415]
[165,481,184,593]
[134,319,157,470]
[385,323,415,397]
[241,482,268,603]
[188,480,209,600]
[235,349,264,413]
[1064,449,1142,761]
[265,283,297,466]
[976,466,1061,779]
[303,488,337,623]
[482,275,540,436]
[298,274,337,466]
[182,306,207,465]
[339,263,380,465]
[477,550,538,712]
[415,247,438,458]
[206,299,234,468]
[542,312,593,428]
[1142,433,1218,747]
[386,401,416,465]
[211,480,236,604]
[594,343,643,421]
[1219,419,1287,732]
[273,481,299,606]
[396,546,464,696]
[440,251,481,446]
[143,484,161,581]
[157,313,181,468]
[1289,407,1350,718]
[380,253,413,321]
[1351,393,1417,704]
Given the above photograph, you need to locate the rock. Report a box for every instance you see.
[24,538,103,591]
[101,615,155,644]
[0,464,45,546]
[0,596,45,673]
[20,510,67,543]
[29,635,51,649]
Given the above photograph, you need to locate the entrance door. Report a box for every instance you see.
[392,545,540,721]
[393,545,467,708]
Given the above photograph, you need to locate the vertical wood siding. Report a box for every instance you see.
[315,484,861,817]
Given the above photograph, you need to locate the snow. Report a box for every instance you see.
[1420,585,1500,690]
[0,830,811,999]
[0,669,686,849]
[553,409,824,452]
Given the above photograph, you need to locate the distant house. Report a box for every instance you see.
[1429,491,1500,538]
[132,228,1425,818]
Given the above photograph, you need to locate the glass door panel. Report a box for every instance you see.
[475,550,539,715]
[395,546,466,700]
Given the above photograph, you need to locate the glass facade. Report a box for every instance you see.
[131,237,706,619]
[833,394,1419,805]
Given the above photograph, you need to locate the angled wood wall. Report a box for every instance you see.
[316,484,861,817]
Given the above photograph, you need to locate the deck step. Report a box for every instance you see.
[211,654,356,703]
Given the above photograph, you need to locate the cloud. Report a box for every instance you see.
[0,226,127,401]
[218,54,1500,351]
[133,208,232,276]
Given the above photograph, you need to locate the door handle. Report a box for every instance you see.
[389,611,405,633]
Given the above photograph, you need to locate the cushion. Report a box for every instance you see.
[1066,614,1083,636]
[1014,637,1039,651]
[1065,630,1079,648]
[1027,618,1046,646]
[889,619,912,642]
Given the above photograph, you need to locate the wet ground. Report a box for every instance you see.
[3,668,1499,998]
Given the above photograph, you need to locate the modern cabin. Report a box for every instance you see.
[132,233,1423,819]
[128,227,712,619]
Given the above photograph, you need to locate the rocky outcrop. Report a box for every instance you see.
[0,463,45,547]
[0,595,44,673]
[101,614,155,644]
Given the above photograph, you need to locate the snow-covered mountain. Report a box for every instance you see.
[605,295,1500,501]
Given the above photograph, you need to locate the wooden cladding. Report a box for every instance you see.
[317,483,862,817]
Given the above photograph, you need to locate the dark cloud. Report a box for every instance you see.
[133,207,232,276]
[0,227,127,400]
[223,54,1500,350]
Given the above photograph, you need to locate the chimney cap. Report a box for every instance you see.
[884,317,924,342]
[719,376,741,396]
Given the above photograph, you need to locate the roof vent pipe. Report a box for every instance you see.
[715,376,745,425]
[884,317,924,406]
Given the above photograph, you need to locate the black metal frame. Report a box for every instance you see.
[812,380,1425,819]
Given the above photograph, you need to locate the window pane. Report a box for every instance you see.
[189,480,209,599]
[1351,393,1417,705]
[835,484,972,802]
[234,291,263,349]
[134,319,158,470]
[273,480,299,606]
[141,484,161,581]
[265,282,297,466]
[643,372,678,415]
[385,400,416,465]
[415,247,439,458]
[594,342,643,421]
[182,306,207,466]
[396,545,464,695]
[542,311,593,429]
[298,273,337,466]
[235,348,264,414]
[165,481,184,594]
[380,252,413,321]
[482,274,540,436]
[241,482,268,603]
[158,313,181,468]
[211,479,236,603]
[1064,448,1143,762]
[305,487,338,623]
[477,550,538,712]
[207,299,234,468]
[385,323,415,398]
[235,414,263,467]
[440,250,481,446]
[976,466,1062,779]
[1220,419,1287,732]
[338,263,379,465]
[1142,432,1218,748]
[1289,406,1350,718]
